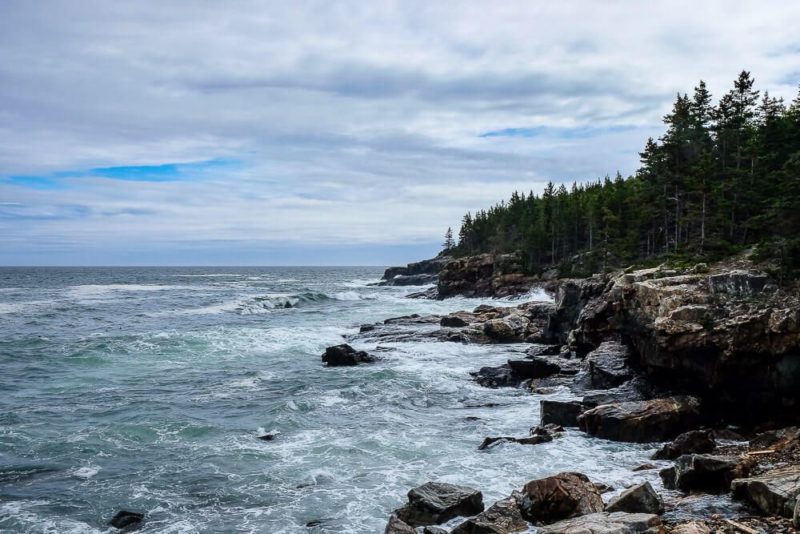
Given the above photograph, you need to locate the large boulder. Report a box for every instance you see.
[483,315,530,342]
[450,495,528,534]
[507,357,560,379]
[109,511,144,529]
[660,454,750,493]
[540,400,584,427]
[471,364,523,389]
[321,344,375,366]
[577,396,702,443]
[651,430,715,460]
[384,515,415,534]
[584,340,633,389]
[731,465,800,518]
[605,482,664,515]
[393,481,484,527]
[518,472,604,525]
[537,512,665,533]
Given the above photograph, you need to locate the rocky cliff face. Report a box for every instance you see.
[437,252,537,298]
[379,255,452,286]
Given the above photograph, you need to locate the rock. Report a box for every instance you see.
[518,472,604,524]
[707,270,769,296]
[385,514,416,534]
[257,432,279,441]
[631,464,656,472]
[483,315,530,342]
[794,495,799,528]
[584,340,632,389]
[478,433,552,450]
[423,528,449,534]
[471,365,522,389]
[109,510,144,529]
[660,454,750,493]
[321,344,375,366]
[441,315,470,327]
[407,287,439,299]
[450,495,528,533]
[438,253,535,298]
[383,256,452,281]
[393,481,484,527]
[731,465,800,518]
[537,512,665,533]
[540,400,584,427]
[380,273,439,286]
[577,396,702,443]
[507,357,559,379]
[652,430,715,460]
[669,521,712,534]
[605,482,664,515]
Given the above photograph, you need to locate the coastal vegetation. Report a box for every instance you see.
[453,72,800,279]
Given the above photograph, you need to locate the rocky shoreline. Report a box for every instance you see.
[335,254,800,533]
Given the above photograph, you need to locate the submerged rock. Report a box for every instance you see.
[537,512,665,533]
[605,482,664,515]
[660,454,750,493]
[109,510,144,529]
[393,481,484,527]
[651,430,715,460]
[731,464,800,518]
[321,344,376,366]
[450,494,528,533]
[518,472,603,525]
[577,396,702,443]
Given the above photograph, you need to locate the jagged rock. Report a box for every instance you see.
[507,357,559,378]
[585,340,632,389]
[478,433,552,450]
[669,521,711,534]
[423,527,449,534]
[577,396,702,443]
[393,481,484,527]
[518,472,604,524]
[537,512,665,533]
[749,426,800,450]
[438,253,535,298]
[731,465,800,518]
[526,344,562,357]
[794,495,799,528]
[580,378,651,408]
[471,365,522,388]
[660,454,750,493]
[707,270,769,296]
[450,494,528,533]
[652,430,715,460]
[383,256,452,281]
[483,315,530,342]
[605,482,664,515]
[407,287,439,299]
[441,315,470,327]
[109,510,144,529]
[321,344,376,366]
[385,514,416,533]
[540,400,584,427]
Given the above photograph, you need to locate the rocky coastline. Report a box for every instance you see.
[343,253,800,533]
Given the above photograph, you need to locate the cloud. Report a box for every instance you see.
[0,1,799,264]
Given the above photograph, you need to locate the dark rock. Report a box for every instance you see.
[478,433,552,450]
[794,495,799,528]
[385,514,416,534]
[471,365,522,389]
[594,483,614,494]
[438,253,535,298]
[407,287,439,299]
[537,512,664,533]
[109,510,144,529]
[380,273,438,286]
[450,494,528,533]
[507,358,559,379]
[580,377,652,408]
[383,255,452,281]
[441,315,470,327]
[652,430,715,460]
[605,482,664,515]
[631,464,656,472]
[577,396,702,443]
[394,481,484,527]
[540,400,584,427]
[257,432,279,441]
[359,324,376,332]
[423,527,449,534]
[749,426,800,450]
[584,340,632,389]
[322,344,376,366]
[731,465,800,518]
[660,454,750,493]
[518,472,604,524]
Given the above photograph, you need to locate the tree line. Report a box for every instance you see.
[451,71,800,278]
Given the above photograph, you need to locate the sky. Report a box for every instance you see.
[1,1,799,266]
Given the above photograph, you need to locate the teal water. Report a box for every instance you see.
[0,267,661,533]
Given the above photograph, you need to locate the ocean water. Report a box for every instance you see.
[0,267,666,533]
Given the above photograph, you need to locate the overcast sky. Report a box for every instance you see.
[1,1,799,265]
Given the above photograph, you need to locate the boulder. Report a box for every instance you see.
[483,315,530,342]
[385,515,415,534]
[660,454,750,493]
[394,481,484,527]
[109,510,144,529]
[478,433,552,450]
[651,430,715,460]
[585,340,633,389]
[441,315,470,327]
[450,495,528,533]
[537,512,665,533]
[518,472,604,524]
[669,521,712,534]
[322,344,376,366]
[605,482,664,515]
[507,358,559,379]
[540,400,584,427]
[577,396,702,443]
[731,465,800,518]
[423,528,449,534]
[471,365,522,388]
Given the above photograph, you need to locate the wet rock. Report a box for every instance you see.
[450,494,528,533]
[380,273,438,286]
[731,464,800,518]
[585,340,633,389]
[518,472,604,524]
[393,481,484,527]
[471,365,522,389]
[594,483,614,494]
[407,287,439,299]
[577,396,702,443]
[540,399,584,427]
[483,315,530,342]
[321,344,376,366]
[438,253,535,298]
[257,431,279,441]
[669,521,712,534]
[423,527,449,534]
[109,510,144,529]
[441,315,470,327]
[794,495,799,528]
[383,256,452,281]
[605,482,664,515]
[537,512,665,533]
[631,464,656,472]
[507,357,559,379]
[478,433,552,450]
[652,430,715,460]
[580,377,652,408]
[660,454,750,493]
[385,514,416,533]
[526,344,562,357]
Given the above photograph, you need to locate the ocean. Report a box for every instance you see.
[0,267,661,533]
